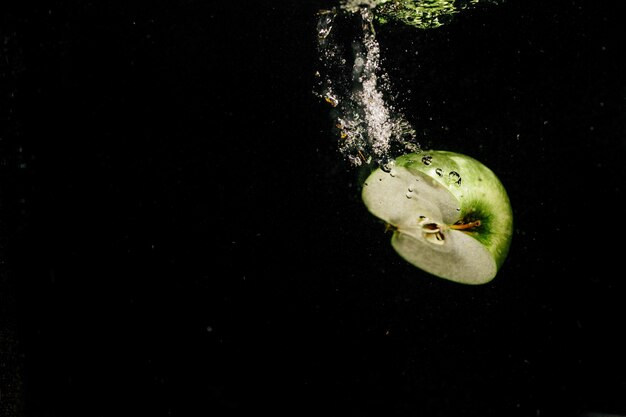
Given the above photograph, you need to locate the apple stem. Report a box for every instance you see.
[450,220,481,231]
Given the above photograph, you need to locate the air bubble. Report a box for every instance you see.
[380,158,395,173]
[435,168,443,177]
[316,11,335,39]
[448,171,461,185]
[407,185,414,192]
[421,155,433,165]
[405,192,412,199]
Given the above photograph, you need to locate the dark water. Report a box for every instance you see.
[2,1,626,416]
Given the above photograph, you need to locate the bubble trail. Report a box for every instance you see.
[314,4,419,167]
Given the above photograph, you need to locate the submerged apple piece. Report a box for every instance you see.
[361,150,513,284]
[341,0,500,30]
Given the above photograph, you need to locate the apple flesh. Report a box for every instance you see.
[361,150,513,284]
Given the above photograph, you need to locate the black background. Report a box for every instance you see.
[2,1,626,416]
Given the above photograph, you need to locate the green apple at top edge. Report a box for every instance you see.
[361,150,513,285]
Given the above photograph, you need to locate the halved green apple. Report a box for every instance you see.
[361,150,513,284]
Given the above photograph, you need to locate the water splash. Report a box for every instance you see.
[314,6,419,167]
[339,0,388,13]
[315,1,502,167]
[343,0,503,29]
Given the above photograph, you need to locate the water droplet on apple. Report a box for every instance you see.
[448,171,461,185]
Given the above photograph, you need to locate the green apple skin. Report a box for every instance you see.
[396,151,513,270]
[341,0,499,29]
[362,150,513,284]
